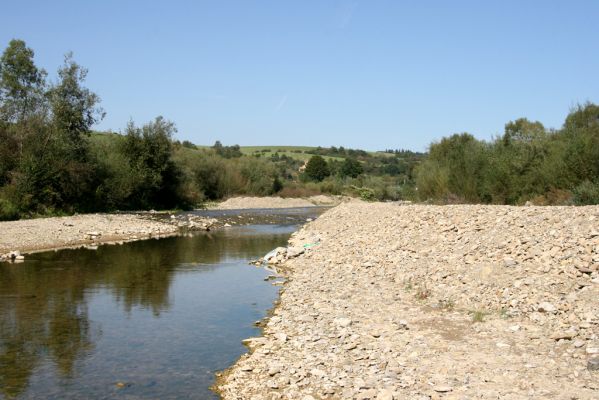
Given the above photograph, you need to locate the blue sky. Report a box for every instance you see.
[2,1,598,151]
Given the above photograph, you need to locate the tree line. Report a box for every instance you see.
[414,104,599,205]
[1,39,596,220]
[0,40,286,220]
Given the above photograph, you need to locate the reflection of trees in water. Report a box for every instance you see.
[0,227,290,397]
[0,267,93,398]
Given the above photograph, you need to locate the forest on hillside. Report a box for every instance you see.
[0,39,598,221]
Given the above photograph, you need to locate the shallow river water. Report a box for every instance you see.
[0,209,322,399]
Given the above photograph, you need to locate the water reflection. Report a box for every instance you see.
[0,224,294,399]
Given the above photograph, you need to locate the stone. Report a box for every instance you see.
[274,332,288,342]
[310,368,326,378]
[397,320,409,330]
[8,250,21,258]
[377,388,394,400]
[503,257,518,267]
[286,246,305,258]
[551,331,576,341]
[86,231,101,239]
[343,342,357,350]
[537,302,557,313]
[334,317,352,327]
[586,347,599,355]
[362,261,374,268]
[357,389,377,399]
[433,385,453,393]
[588,358,599,371]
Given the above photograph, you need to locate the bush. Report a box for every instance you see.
[272,176,283,194]
[573,181,599,205]
[357,187,376,201]
[0,197,20,220]
[340,158,363,178]
[278,184,321,198]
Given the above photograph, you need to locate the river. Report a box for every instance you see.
[0,208,323,399]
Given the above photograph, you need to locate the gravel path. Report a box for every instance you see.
[217,202,599,399]
[0,213,215,258]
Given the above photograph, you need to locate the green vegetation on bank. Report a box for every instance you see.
[1,39,597,220]
[415,104,599,205]
[0,39,422,220]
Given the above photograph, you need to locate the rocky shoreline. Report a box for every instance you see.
[0,213,217,261]
[217,202,599,399]
[210,195,340,210]
[0,195,337,262]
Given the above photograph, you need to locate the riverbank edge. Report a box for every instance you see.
[213,202,599,399]
[0,196,342,259]
[0,213,219,260]
[210,213,324,398]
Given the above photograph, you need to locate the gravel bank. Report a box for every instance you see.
[211,196,339,210]
[0,213,216,259]
[218,202,599,399]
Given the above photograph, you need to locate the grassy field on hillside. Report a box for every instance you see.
[239,146,316,153]
[238,145,392,162]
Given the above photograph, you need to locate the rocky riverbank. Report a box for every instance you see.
[217,202,599,399]
[210,195,340,210]
[0,213,216,260]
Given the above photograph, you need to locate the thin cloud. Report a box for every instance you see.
[275,94,288,112]
[335,1,358,29]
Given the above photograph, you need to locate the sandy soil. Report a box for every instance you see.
[218,201,599,399]
[0,213,215,258]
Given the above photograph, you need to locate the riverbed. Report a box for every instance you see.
[0,210,321,399]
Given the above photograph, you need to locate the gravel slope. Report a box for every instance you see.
[218,202,599,399]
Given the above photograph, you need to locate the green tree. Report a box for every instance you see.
[48,53,104,161]
[0,39,46,123]
[416,133,488,202]
[304,155,330,182]
[340,158,363,178]
[561,103,599,184]
[122,117,186,209]
[485,118,550,203]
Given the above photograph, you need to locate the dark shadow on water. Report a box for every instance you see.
[0,221,305,399]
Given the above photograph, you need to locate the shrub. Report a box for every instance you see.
[278,184,321,198]
[573,180,599,205]
[272,176,283,194]
[0,197,20,220]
